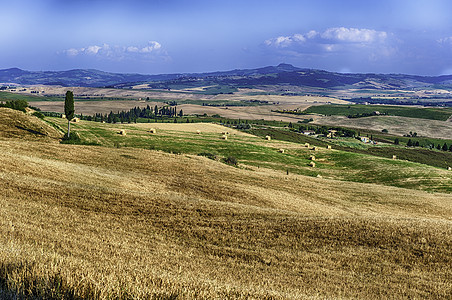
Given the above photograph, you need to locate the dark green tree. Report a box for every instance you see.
[64,91,75,137]
[442,143,448,151]
[394,138,400,145]
[407,139,412,147]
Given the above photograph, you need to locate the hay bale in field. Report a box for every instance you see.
[309,155,316,161]
[327,145,332,149]
[149,128,156,134]
[196,130,201,134]
[305,143,310,148]
[312,146,318,151]
[265,135,271,141]
[71,117,80,122]
[119,129,126,136]
[221,135,228,140]
[279,149,285,153]
[309,161,316,167]
[448,166,452,171]
[392,155,397,160]
[61,114,66,119]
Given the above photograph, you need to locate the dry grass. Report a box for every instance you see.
[0,107,62,141]
[129,122,252,136]
[1,135,451,299]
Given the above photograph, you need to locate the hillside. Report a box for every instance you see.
[0,110,451,299]
[2,64,452,90]
[0,107,61,140]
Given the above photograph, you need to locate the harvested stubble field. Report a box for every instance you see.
[0,108,451,299]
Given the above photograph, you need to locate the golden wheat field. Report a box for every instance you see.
[0,108,451,299]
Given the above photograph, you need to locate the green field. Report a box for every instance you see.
[45,117,452,193]
[302,104,452,121]
[249,127,452,170]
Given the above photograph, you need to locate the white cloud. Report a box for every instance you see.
[86,45,102,55]
[65,48,79,56]
[63,41,167,61]
[321,27,387,43]
[265,27,388,49]
[438,37,452,45]
[126,41,161,53]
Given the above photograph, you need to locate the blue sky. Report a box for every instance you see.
[2,0,452,75]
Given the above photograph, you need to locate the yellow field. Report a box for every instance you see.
[0,108,451,299]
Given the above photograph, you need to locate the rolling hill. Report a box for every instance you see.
[2,64,452,90]
[0,108,451,299]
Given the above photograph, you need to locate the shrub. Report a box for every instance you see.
[0,99,28,112]
[198,152,217,160]
[223,156,238,166]
[32,111,45,119]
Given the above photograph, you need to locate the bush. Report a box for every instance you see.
[32,111,45,119]
[60,132,100,146]
[0,99,28,112]
[61,132,81,143]
[198,152,217,160]
[223,156,238,166]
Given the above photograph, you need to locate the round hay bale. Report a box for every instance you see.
[71,117,80,123]
[392,155,397,160]
[221,135,228,140]
[149,128,156,134]
[61,114,66,119]
[265,135,271,141]
[309,155,316,161]
[279,149,285,153]
[196,130,201,134]
[305,143,310,148]
[312,146,318,151]
[119,129,126,136]
[448,166,451,171]
[309,161,316,167]
[327,145,332,149]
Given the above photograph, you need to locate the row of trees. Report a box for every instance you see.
[78,105,183,124]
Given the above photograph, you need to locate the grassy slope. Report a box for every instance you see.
[1,139,451,299]
[302,104,452,121]
[44,117,452,193]
[0,112,451,299]
[249,128,452,171]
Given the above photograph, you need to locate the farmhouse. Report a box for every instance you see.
[303,130,316,136]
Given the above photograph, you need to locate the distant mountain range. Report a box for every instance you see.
[2,64,452,90]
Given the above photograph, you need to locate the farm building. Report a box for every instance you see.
[303,130,316,136]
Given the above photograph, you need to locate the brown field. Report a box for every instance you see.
[0,108,451,299]
[30,100,317,122]
[313,115,452,140]
[129,122,253,136]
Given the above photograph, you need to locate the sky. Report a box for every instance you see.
[2,0,452,75]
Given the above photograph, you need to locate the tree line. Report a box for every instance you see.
[78,105,183,123]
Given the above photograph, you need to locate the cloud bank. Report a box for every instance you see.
[62,41,166,61]
[265,27,389,49]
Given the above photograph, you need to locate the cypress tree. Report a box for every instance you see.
[64,91,75,137]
